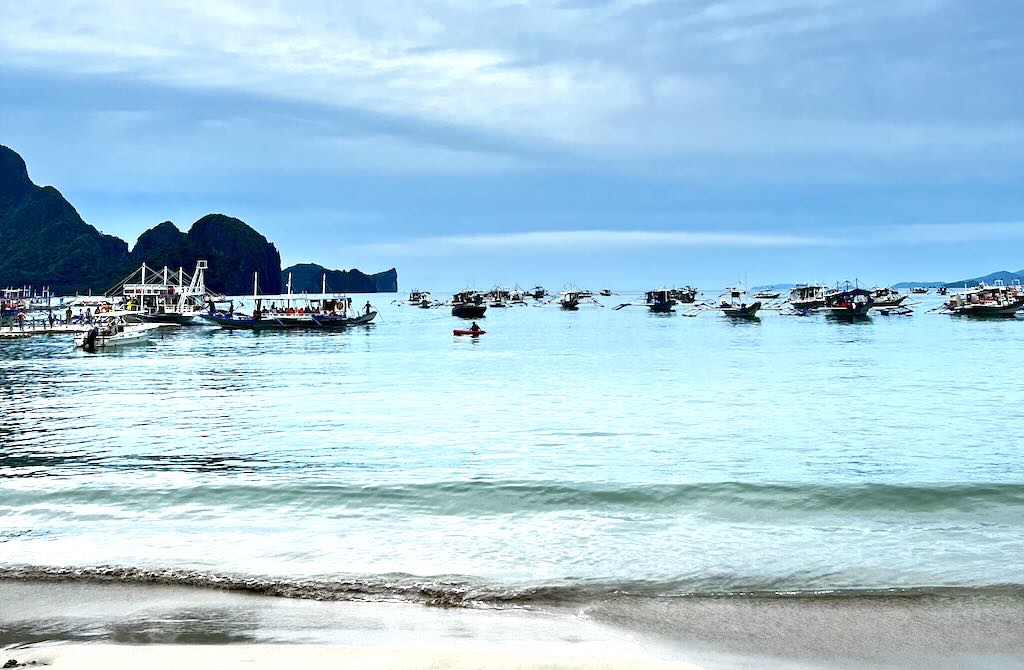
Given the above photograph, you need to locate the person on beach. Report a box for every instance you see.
[17,311,25,330]
[65,307,73,325]
[85,308,93,324]
[48,312,55,328]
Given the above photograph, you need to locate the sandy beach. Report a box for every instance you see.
[2,645,696,670]
[3,581,1024,669]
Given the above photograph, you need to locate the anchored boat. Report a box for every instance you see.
[113,260,217,325]
[941,284,1024,317]
[669,287,698,304]
[717,287,761,318]
[451,290,487,318]
[788,285,828,311]
[870,287,907,308]
[201,296,375,330]
[820,286,874,319]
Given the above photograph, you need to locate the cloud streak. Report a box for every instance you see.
[357,229,841,256]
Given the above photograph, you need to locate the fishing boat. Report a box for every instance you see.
[820,286,874,318]
[788,284,828,311]
[942,284,1024,317]
[644,289,676,313]
[870,287,907,308]
[529,286,548,300]
[753,289,781,300]
[911,287,929,294]
[408,290,431,304]
[669,287,698,303]
[74,317,165,350]
[113,260,216,325]
[600,289,613,297]
[451,290,487,318]
[559,291,581,310]
[717,287,761,317]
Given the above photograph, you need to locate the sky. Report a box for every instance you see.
[1,0,1022,290]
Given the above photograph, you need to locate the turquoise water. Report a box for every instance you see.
[2,294,1023,603]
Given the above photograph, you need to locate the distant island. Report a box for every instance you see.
[0,144,397,295]
[757,271,1024,293]
[282,264,398,294]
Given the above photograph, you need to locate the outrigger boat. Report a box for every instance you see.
[451,290,487,318]
[613,290,676,313]
[870,287,907,308]
[717,287,761,317]
[911,287,929,294]
[753,289,781,300]
[112,260,217,325]
[200,297,375,329]
[201,272,376,329]
[669,287,698,303]
[820,286,874,319]
[529,286,548,300]
[407,290,431,305]
[788,284,828,311]
[940,284,1024,317]
[74,316,165,350]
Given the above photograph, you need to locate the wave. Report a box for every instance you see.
[1,565,1022,608]
[4,481,1024,516]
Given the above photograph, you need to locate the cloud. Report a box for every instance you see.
[1,0,1020,173]
[354,220,1024,258]
[356,229,840,256]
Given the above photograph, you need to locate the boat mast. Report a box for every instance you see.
[253,272,258,299]
[321,273,326,295]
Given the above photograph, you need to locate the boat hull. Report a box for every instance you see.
[199,311,377,330]
[872,296,907,308]
[950,303,1024,317]
[74,325,162,349]
[722,301,762,317]
[141,313,199,325]
[821,305,872,319]
[452,305,487,318]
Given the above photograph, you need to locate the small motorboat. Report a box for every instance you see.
[75,317,164,350]
[453,329,485,336]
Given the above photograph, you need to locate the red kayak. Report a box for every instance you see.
[453,329,485,336]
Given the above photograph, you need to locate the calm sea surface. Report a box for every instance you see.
[2,293,1023,604]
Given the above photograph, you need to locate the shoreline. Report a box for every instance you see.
[1,645,695,670]
[3,581,1023,669]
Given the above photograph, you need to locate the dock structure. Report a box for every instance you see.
[1,323,92,338]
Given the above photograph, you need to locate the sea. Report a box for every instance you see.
[2,292,1023,660]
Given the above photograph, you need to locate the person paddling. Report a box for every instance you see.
[469,321,481,333]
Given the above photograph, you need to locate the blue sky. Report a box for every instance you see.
[1,0,1022,289]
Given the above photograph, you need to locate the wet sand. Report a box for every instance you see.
[574,592,1024,669]
[2,581,1023,669]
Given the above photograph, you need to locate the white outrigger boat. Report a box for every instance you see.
[940,284,1024,317]
[111,260,218,325]
[788,284,828,311]
[870,287,907,308]
[74,317,165,350]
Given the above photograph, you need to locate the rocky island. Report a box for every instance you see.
[0,145,397,295]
